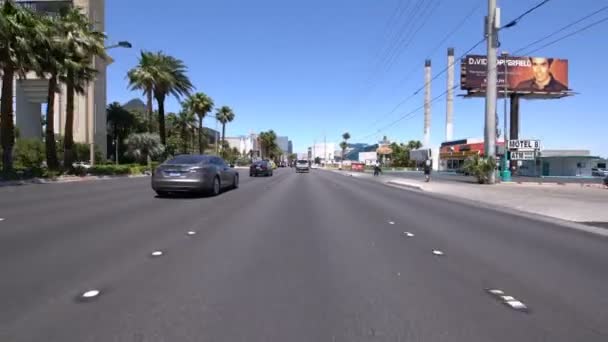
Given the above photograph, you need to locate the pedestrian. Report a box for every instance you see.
[423,159,432,182]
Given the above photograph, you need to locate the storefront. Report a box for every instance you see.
[439,138,505,172]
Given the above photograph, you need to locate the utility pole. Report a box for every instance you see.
[501,51,511,181]
[446,48,454,142]
[423,59,432,147]
[484,0,498,184]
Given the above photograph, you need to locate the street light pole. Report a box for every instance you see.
[90,41,132,166]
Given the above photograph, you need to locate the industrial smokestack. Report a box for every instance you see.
[424,59,431,147]
[446,48,454,142]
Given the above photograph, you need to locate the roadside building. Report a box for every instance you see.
[517,150,599,177]
[439,138,506,171]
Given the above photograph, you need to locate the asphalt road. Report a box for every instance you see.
[1,168,607,341]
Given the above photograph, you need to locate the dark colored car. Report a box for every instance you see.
[151,154,239,197]
[250,160,273,177]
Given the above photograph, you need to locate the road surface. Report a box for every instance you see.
[1,169,607,341]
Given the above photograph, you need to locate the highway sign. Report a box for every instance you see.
[508,139,540,151]
[511,151,536,160]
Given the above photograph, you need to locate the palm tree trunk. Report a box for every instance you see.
[45,74,59,170]
[146,91,153,133]
[63,72,75,169]
[156,96,166,146]
[198,117,203,154]
[1,68,16,174]
[221,123,226,157]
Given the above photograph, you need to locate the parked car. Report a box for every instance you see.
[295,160,310,173]
[592,168,608,177]
[250,160,273,177]
[151,154,238,197]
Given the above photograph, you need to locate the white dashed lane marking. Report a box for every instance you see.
[403,232,415,237]
[486,288,529,312]
[151,251,163,257]
[81,290,100,298]
[432,250,444,256]
[187,231,197,236]
[0,218,5,222]
[388,221,395,225]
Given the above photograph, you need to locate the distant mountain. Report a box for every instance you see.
[122,98,146,112]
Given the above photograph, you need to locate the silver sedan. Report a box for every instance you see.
[151,154,239,197]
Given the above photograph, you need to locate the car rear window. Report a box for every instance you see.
[297,160,308,164]
[166,155,209,165]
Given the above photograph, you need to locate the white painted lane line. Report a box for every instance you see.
[403,232,415,237]
[151,251,163,257]
[505,300,528,311]
[81,290,100,298]
[501,295,516,301]
[488,289,504,295]
[0,218,5,222]
[187,231,197,236]
[388,221,395,225]
[432,250,444,256]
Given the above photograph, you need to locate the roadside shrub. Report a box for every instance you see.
[87,164,131,176]
[463,155,497,184]
[14,139,45,171]
[124,133,165,164]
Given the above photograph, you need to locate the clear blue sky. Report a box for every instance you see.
[106,0,608,156]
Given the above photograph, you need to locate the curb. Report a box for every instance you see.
[386,180,424,191]
[0,174,149,187]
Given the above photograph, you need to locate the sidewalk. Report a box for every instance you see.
[335,170,608,225]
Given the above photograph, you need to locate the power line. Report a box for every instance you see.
[395,0,483,89]
[382,0,441,73]
[356,85,458,141]
[362,37,484,133]
[501,0,552,29]
[523,16,608,55]
[515,6,608,55]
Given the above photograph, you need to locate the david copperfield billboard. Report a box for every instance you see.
[461,55,569,93]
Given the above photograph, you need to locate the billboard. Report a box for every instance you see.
[461,55,569,94]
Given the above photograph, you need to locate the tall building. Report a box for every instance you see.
[1,0,109,156]
[309,142,336,162]
[288,140,293,155]
[276,136,289,154]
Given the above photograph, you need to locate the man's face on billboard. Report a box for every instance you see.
[531,58,550,83]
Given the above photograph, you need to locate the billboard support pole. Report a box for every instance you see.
[484,0,498,184]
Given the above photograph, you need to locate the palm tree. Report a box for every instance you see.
[148,52,193,146]
[339,141,348,161]
[215,106,235,156]
[107,102,135,164]
[258,130,277,159]
[0,1,45,173]
[173,110,196,154]
[183,92,214,153]
[33,15,66,170]
[59,7,107,169]
[407,140,422,150]
[127,51,157,132]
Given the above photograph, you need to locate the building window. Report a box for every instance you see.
[15,1,72,16]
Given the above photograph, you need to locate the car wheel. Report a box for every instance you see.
[250,172,253,177]
[155,190,170,197]
[211,177,221,196]
[233,174,239,189]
